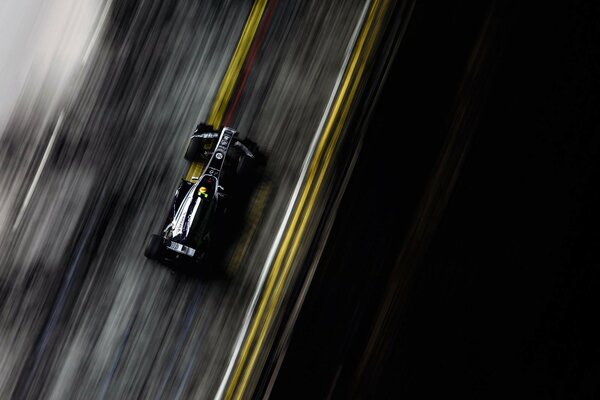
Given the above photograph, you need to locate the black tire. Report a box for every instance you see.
[194,123,214,134]
[236,154,256,178]
[144,234,163,260]
[242,139,266,167]
[242,139,259,156]
[185,136,209,162]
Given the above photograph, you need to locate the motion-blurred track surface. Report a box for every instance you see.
[0,0,366,398]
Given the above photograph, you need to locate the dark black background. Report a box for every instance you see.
[272,1,600,398]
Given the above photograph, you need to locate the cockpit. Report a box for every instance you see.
[197,175,216,199]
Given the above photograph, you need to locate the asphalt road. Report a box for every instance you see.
[0,0,367,398]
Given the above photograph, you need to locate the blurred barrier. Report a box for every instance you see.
[217,0,394,398]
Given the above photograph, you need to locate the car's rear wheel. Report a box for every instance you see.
[144,234,163,260]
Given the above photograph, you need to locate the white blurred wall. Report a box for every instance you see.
[0,0,105,133]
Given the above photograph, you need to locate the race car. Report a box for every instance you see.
[144,123,260,273]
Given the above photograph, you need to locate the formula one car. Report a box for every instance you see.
[144,123,260,273]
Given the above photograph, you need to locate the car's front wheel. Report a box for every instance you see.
[185,136,213,163]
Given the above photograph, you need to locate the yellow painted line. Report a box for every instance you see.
[184,0,269,183]
[225,0,391,398]
[208,0,269,127]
